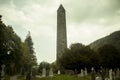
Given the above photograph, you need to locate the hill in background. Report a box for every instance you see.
[89,30,120,52]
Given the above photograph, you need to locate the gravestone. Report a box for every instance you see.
[57,70,61,75]
[42,68,46,77]
[1,64,5,80]
[75,69,78,74]
[105,78,109,80]
[109,69,112,80]
[100,67,105,80]
[85,68,88,76]
[96,76,102,80]
[91,67,95,80]
[112,71,115,80]
[80,69,84,77]
[78,69,84,77]
[116,68,120,78]
[106,68,109,77]
[49,68,53,77]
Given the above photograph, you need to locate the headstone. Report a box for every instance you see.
[105,78,109,80]
[100,67,105,80]
[80,69,84,77]
[112,71,115,80]
[57,70,61,75]
[109,69,112,80]
[116,68,120,78]
[42,68,46,77]
[1,64,5,80]
[75,69,78,74]
[85,68,88,76]
[106,68,109,77]
[78,69,84,77]
[49,68,53,77]
[91,67,95,80]
[96,76,102,80]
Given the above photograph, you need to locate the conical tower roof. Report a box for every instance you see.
[57,4,65,12]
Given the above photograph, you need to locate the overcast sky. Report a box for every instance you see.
[0,0,120,64]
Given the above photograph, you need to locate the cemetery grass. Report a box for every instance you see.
[4,75,10,80]
[18,75,91,80]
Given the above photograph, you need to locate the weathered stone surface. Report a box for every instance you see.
[42,68,46,77]
[57,4,67,68]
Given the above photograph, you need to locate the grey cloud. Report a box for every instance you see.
[64,0,120,24]
[0,0,11,4]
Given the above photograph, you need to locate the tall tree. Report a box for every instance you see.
[25,31,34,54]
[0,15,23,75]
[25,31,37,66]
[0,15,38,76]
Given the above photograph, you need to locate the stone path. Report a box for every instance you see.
[10,75,18,80]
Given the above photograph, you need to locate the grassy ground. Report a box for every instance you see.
[4,75,10,80]
[18,75,91,80]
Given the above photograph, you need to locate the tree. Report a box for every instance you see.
[25,31,34,54]
[59,43,99,71]
[98,44,120,68]
[0,15,37,76]
[0,15,8,65]
[38,61,50,73]
[25,31,37,66]
[50,61,57,73]
[0,16,24,75]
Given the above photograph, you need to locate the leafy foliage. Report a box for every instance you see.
[59,42,120,71]
[38,61,50,73]
[0,15,37,75]
[98,44,120,68]
[59,43,99,71]
[24,31,37,66]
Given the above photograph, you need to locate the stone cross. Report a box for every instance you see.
[42,68,46,77]
[49,68,53,77]
[109,69,112,80]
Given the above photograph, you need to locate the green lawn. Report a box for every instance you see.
[18,75,91,80]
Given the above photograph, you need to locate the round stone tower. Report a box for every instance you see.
[57,4,67,69]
